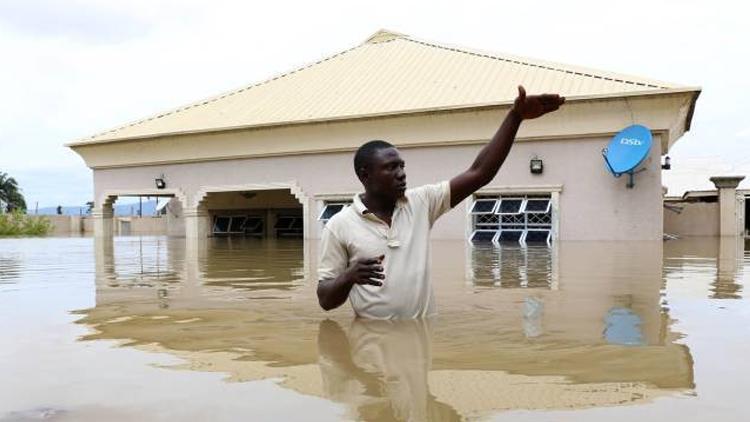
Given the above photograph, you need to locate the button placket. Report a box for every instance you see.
[387,207,400,248]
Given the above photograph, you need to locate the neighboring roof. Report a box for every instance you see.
[665,188,750,202]
[75,29,697,144]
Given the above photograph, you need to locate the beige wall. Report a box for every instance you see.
[45,215,167,235]
[664,202,720,237]
[117,217,168,235]
[93,133,664,241]
[45,215,84,235]
[79,91,686,241]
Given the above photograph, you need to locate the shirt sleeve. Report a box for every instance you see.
[414,180,452,227]
[318,224,349,281]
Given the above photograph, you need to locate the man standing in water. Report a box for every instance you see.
[317,86,564,318]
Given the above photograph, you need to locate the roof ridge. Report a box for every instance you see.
[82,42,366,142]
[400,36,671,90]
[364,29,406,44]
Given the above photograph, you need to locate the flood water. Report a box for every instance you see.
[1,236,749,421]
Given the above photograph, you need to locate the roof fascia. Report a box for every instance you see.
[66,87,700,148]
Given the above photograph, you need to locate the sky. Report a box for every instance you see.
[0,0,748,208]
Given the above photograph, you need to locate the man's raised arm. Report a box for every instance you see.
[449,86,565,208]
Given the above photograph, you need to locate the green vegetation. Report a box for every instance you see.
[0,211,52,236]
[0,171,47,235]
[0,171,27,212]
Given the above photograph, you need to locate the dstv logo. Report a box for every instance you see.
[620,138,643,146]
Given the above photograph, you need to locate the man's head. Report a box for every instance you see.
[354,140,407,201]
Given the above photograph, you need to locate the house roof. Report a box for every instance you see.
[74,29,697,145]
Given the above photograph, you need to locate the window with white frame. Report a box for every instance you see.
[470,194,552,245]
[319,201,352,223]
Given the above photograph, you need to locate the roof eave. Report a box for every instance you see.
[66,87,701,148]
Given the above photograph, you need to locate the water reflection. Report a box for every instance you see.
[318,319,459,421]
[663,237,745,300]
[67,236,713,419]
[0,255,21,285]
[469,244,555,289]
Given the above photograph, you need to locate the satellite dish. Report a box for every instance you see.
[602,124,652,188]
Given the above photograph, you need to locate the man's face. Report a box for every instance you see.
[362,147,407,200]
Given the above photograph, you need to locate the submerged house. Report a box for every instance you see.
[67,30,700,242]
[664,177,748,238]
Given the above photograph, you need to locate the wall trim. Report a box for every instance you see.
[476,184,563,195]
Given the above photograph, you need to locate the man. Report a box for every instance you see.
[317,86,564,319]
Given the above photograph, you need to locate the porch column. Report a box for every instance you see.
[93,235,115,284]
[184,208,211,239]
[92,204,114,238]
[710,176,745,236]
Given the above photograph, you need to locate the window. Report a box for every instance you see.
[275,215,303,237]
[229,216,246,233]
[524,229,551,243]
[497,198,525,215]
[244,217,264,236]
[213,215,264,235]
[470,194,553,245]
[470,229,498,243]
[213,216,231,234]
[319,201,352,224]
[497,229,524,243]
[523,198,551,214]
[470,199,498,214]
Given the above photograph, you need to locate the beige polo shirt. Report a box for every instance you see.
[318,181,452,319]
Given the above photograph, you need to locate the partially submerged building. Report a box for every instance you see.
[664,176,747,237]
[68,30,700,241]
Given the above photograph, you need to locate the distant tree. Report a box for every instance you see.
[56,205,63,215]
[0,172,26,213]
[85,201,94,214]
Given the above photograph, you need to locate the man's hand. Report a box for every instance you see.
[317,254,385,311]
[512,85,565,120]
[345,255,385,287]
[449,85,564,208]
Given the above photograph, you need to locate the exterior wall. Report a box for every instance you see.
[45,215,84,235]
[44,215,167,235]
[93,134,664,241]
[664,202,720,237]
[165,198,185,236]
[117,217,168,235]
[82,216,94,233]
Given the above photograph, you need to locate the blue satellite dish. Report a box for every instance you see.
[602,124,652,188]
[603,125,652,175]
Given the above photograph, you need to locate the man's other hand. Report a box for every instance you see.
[346,255,385,286]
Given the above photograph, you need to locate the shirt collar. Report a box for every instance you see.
[352,192,408,217]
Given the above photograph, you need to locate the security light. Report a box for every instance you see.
[530,158,543,174]
[155,175,166,189]
[661,156,671,170]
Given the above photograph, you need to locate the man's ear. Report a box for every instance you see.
[356,166,368,185]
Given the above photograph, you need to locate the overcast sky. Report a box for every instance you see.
[0,0,748,208]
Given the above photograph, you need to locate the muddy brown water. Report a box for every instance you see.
[1,236,748,421]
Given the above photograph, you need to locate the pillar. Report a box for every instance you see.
[94,235,115,286]
[92,204,114,238]
[265,208,274,238]
[184,207,210,239]
[710,176,745,236]
[713,236,743,299]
